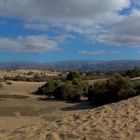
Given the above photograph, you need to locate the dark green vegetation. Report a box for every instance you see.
[88,74,136,105]
[54,79,88,101]
[36,70,140,106]
[37,80,61,96]
[36,72,88,101]
[3,74,61,82]
[119,67,140,78]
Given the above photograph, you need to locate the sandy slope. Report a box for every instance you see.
[0,81,45,97]
[0,81,140,140]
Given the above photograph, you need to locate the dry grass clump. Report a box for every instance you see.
[6,81,12,85]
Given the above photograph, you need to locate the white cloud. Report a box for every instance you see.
[0,0,129,20]
[24,23,48,31]
[91,10,140,46]
[0,0,130,33]
[2,0,140,51]
[79,50,106,55]
[79,50,120,55]
[0,35,59,53]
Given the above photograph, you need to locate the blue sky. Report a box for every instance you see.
[0,0,140,62]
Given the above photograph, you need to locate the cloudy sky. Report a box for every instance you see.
[0,0,140,62]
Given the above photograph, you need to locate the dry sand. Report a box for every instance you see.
[0,81,140,140]
[0,81,45,98]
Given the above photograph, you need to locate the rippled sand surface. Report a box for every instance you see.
[0,81,140,140]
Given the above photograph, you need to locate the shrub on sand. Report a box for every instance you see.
[88,74,136,105]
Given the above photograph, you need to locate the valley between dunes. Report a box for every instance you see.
[0,81,140,140]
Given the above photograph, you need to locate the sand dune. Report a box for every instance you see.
[0,96,140,140]
[0,81,140,140]
[0,81,45,98]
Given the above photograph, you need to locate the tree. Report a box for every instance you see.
[66,71,80,81]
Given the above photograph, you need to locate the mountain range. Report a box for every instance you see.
[0,60,140,72]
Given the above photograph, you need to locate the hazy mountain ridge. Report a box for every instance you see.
[0,60,140,72]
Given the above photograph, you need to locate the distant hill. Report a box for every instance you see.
[0,60,140,72]
[47,60,140,72]
[0,62,41,70]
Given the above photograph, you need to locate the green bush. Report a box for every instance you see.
[72,78,88,96]
[36,80,61,96]
[88,81,106,101]
[42,72,88,101]
[54,78,88,101]
[88,74,136,105]
[54,83,74,100]
[133,81,140,95]
[36,72,88,101]
[66,71,80,81]
[13,76,27,81]
[54,82,82,101]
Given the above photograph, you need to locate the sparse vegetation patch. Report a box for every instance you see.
[36,71,140,106]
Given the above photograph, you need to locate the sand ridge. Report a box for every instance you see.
[0,96,140,140]
[0,81,140,139]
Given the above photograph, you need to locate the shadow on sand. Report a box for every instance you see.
[37,97,62,102]
[38,97,94,111]
[61,101,94,111]
[31,92,95,111]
